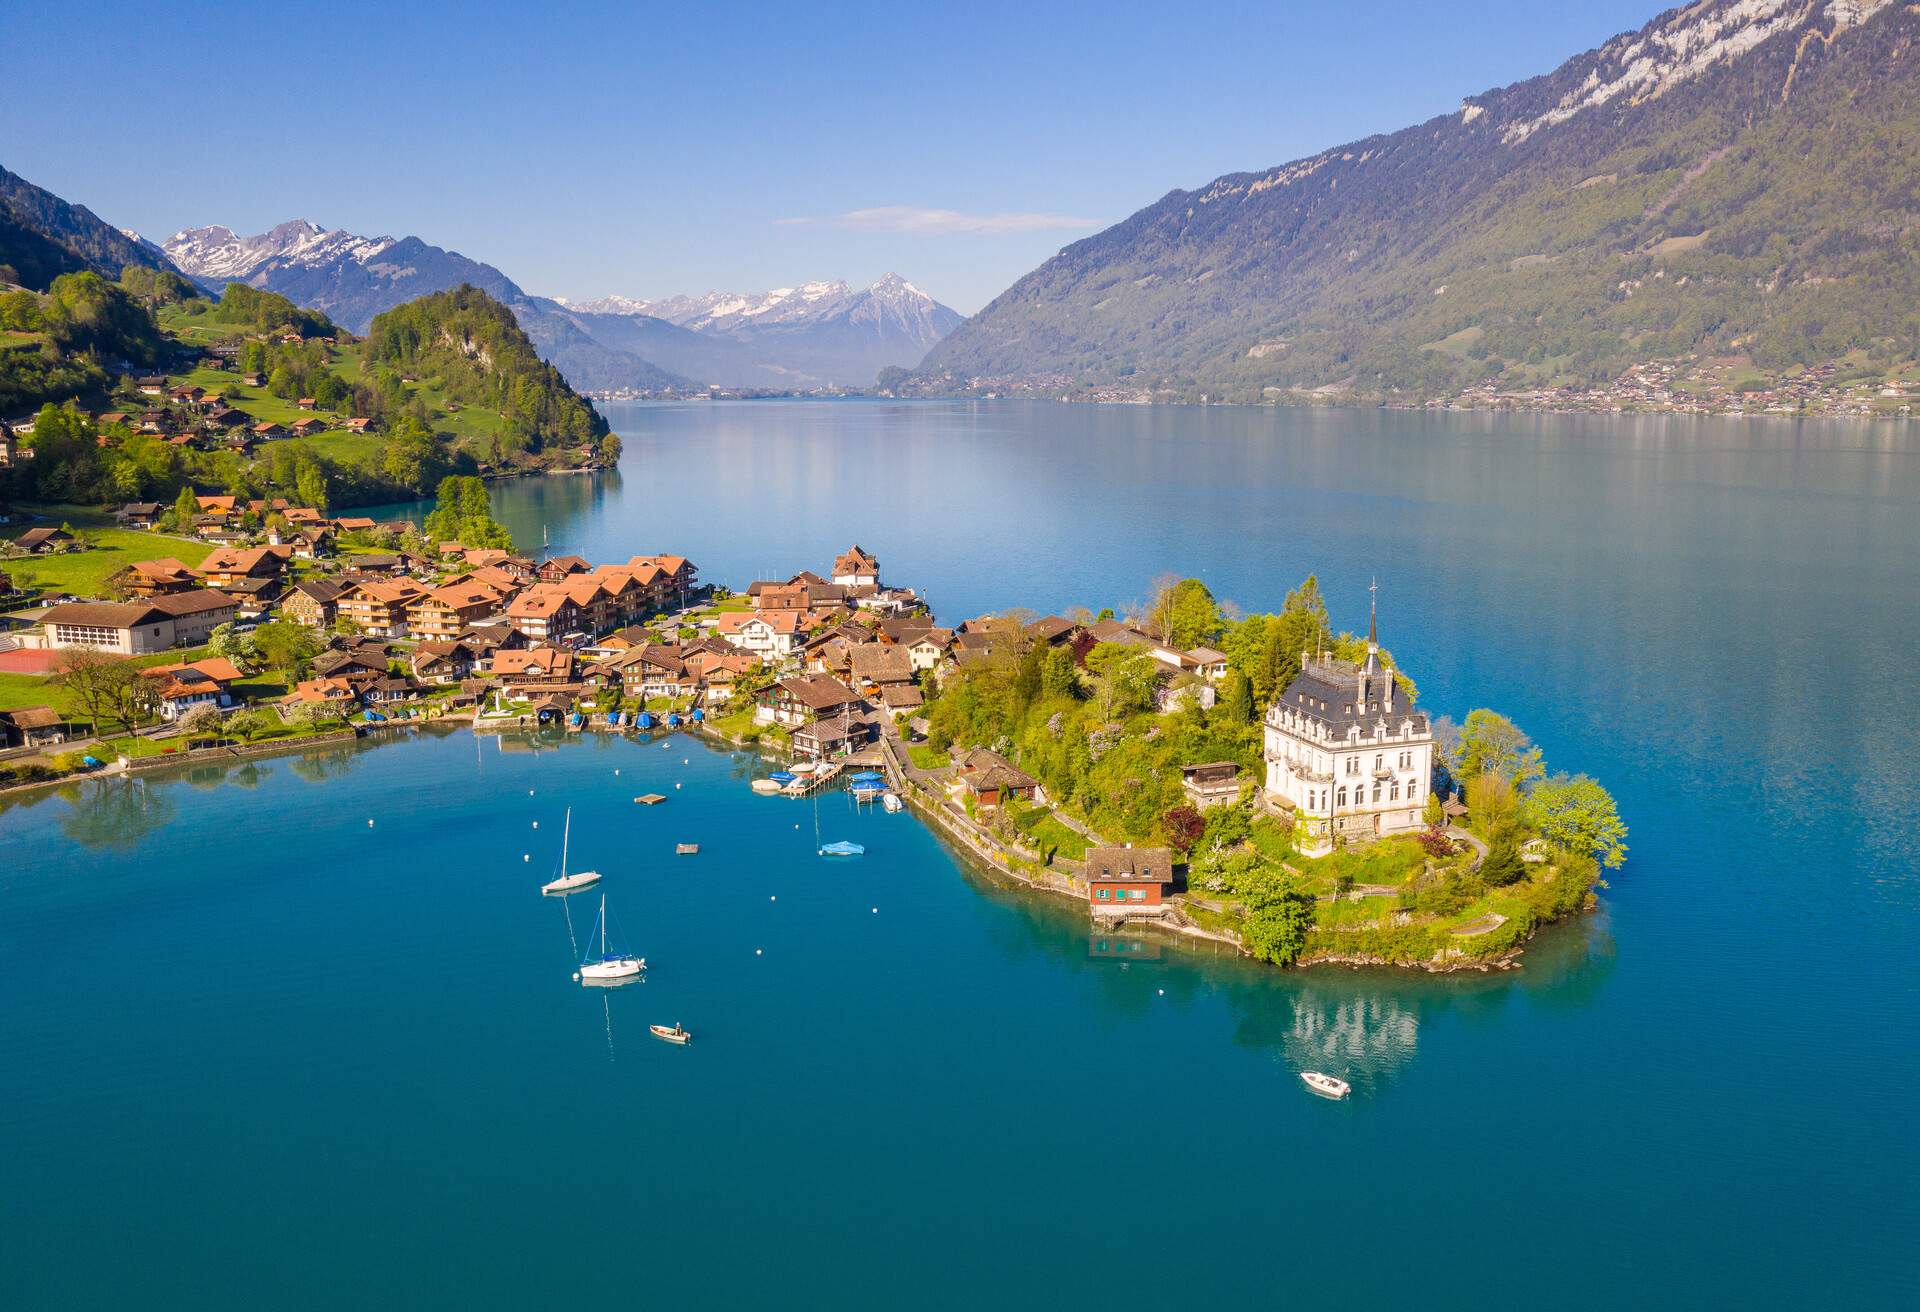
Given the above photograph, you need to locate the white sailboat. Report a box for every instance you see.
[576,893,645,984]
[541,808,602,895]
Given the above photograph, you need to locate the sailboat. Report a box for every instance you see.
[540,808,602,895]
[575,893,645,983]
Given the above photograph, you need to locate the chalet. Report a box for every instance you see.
[289,417,325,437]
[196,546,286,588]
[364,676,417,706]
[1084,846,1174,917]
[343,417,375,433]
[601,645,698,700]
[506,585,582,643]
[954,748,1041,808]
[330,516,377,534]
[408,582,503,640]
[717,609,804,659]
[0,706,70,749]
[193,515,247,543]
[312,647,390,682]
[252,421,288,441]
[114,502,164,530]
[137,411,172,433]
[876,683,923,713]
[283,507,325,525]
[756,583,809,612]
[195,495,239,516]
[288,676,360,710]
[537,554,590,581]
[204,407,248,429]
[118,557,200,596]
[242,372,267,387]
[1026,615,1084,647]
[141,656,244,722]
[831,544,879,587]
[849,643,914,688]
[39,589,238,654]
[98,412,131,428]
[754,674,860,730]
[335,578,428,638]
[492,646,576,693]
[136,375,166,395]
[906,630,952,672]
[281,578,348,628]
[14,526,76,554]
[410,640,479,684]
[1180,761,1242,810]
[793,716,864,760]
[296,396,317,410]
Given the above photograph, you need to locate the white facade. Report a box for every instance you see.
[1262,638,1433,856]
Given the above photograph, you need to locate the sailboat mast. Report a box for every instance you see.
[561,808,570,877]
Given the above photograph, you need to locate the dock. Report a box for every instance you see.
[780,760,845,797]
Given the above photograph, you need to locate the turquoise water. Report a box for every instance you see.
[7,401,1919,1307]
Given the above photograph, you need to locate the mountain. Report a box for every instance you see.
[921,0,1920,403]
[1,164,183,291]
[558,274,964,386]
[163,220,528,334]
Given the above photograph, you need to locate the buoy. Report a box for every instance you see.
[523,854,530,862]
[532,821,539,829]
[572,971,581,981]
[755,948,763,956]
[682,758,688,765]
[871,907,878,914]
[1158,989,1165,996]
[367,819,375,827]
[615,769,621,776]
[675,782,681,790]
[528,790,534,796]
[770,895,777,902]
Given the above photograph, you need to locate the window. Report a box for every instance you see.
[1347,756,1359,775]
[1336,786,1347,807]
[1095,888,1111,900]
[1390,781,1400,800]
[1372,783,1382,803]
[1374,754,1383,771]
[1408,779,1419,800]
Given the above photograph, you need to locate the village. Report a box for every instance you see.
[0,509,1614,971]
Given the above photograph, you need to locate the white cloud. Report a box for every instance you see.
[777,206,1100,235]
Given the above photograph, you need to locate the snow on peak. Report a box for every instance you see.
[162,219,398,281]
[1499,0,1894,145]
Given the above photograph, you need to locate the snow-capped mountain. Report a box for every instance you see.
[160,220,528,336]
[165,220,397,285]
[558,274,963,383]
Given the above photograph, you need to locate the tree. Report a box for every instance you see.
[1465,770,1518,834]
[53,650,122,736]
[1163,803,1206,853]
[1422,790,1446,828]
[1039,645,1079,700]
[1523,773,1628,869]
[177,701,224,745]
[1238,869,1317,966]
[171,484,200,528]
[1161,578,1221,649]
[1479,825,1526,886]
[1453,709,1544,786]
[1085,643,1157,718]
[1221,668,1254,724]
[254,620,321,679]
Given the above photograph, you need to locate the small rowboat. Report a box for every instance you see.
[675,843,699,855]
[751,779,782,795]
[650,1023,691,1045]
[1301,1071,1350,1099]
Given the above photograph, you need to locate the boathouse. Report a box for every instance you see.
[1084,846,1173,917]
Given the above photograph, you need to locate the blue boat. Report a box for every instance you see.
[690,708,705,722]
[666,713,682,728]
[819,840,866,858]
[569,712,583,727]
[607,711,622,726]
[634,712,655,730]
[81,755,102,769]
[850,771,885,784]
[363,710,385,723]
[769,771,796,784]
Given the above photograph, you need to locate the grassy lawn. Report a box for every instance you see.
[908,744,950,771]
[2,508,211,597]
[0,643,213,715]
[1026,813,1088,861]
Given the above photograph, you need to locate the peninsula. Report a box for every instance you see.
[0,512,1624,973]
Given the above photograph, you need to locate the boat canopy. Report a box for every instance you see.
[820,840,866,858]
[634,712,655,729]
[769,771,796,783]
[666,713,681,727]
[690,708,705,721]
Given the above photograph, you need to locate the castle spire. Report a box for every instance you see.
[1368,577,1378,649]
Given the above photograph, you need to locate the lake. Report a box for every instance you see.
[6,400,1917,1308]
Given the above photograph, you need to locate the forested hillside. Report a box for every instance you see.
[921,0,1920,408]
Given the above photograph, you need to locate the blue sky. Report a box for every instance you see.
[3,1,1660,312]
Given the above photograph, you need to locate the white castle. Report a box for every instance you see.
[1262,590,1434,856]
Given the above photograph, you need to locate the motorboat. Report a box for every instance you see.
[882,792,903,813]
[649,1023,692,1045]
[819,840,866,858]
[1301,1071,1351,1099]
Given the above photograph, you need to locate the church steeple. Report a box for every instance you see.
[1364,578,1381,675]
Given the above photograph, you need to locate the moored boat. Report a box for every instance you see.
[1301,1071,1350,1099]
[751,779,782,795]
[649,1023,691,1044]
[575,893,645,984]
[540,809,602,895]
[882,792,903,813]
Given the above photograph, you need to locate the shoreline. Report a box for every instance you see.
[8,715,1560,976]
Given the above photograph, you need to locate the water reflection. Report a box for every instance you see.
[53,777,176,851]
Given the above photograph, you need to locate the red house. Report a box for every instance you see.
[1084,846,1173,917]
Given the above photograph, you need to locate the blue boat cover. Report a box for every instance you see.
[820,840,866,857]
